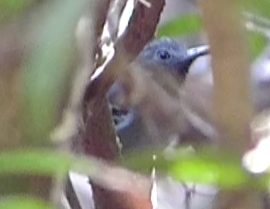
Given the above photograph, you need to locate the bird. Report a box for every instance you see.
[107,38,210,152]
[109,38,270,152]
[174,43,270,144]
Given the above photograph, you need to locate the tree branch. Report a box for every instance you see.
[200,1,261,209]
[82,0,165,209]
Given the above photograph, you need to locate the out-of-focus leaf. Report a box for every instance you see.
[0,0,36,22]
[241,1,270,57]
[120,147,264,189]
[157,14,268,59]
[157,15,202,38]
[248,31,268,58]
[119,147,168,173]
[0,196,53,209]
[22,0,89,144]
[0,149,71,175]
[244,0,270,19]
[167,150,250,188]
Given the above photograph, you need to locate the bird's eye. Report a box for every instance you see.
[157,49,171,60]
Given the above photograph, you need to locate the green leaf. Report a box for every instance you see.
[22,0,89,144]
[244,0,270,19]
[157,15,202,38]
[167,150,250,188]
[120,147,257,188]
[0,149,71,175]
[0,0,36,22]
[248,31,268,58]
[0,196,54,209]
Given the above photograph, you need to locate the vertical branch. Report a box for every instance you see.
[201,0,253,154]
[84,0,166,102]
[84,98,118,159]
[121,0,166,57]
[82,1,123,209]
[200,1,261,209]
[82,0,165,209]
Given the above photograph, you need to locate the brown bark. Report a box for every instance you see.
[84,0,166,104]
[200,1,261,209]
[82,1,165,209]
[200,0,253,154]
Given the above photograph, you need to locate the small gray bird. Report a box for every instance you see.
[107,38,209,152]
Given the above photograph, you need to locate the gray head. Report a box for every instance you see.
[108,38,209,103]
[136,37,208,79]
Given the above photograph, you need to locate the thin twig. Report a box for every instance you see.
[65,177,82,209]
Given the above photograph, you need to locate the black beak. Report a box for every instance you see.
[181,45,210,76]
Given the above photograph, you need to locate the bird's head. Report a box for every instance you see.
[136,37,209,80]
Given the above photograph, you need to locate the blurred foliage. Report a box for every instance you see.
[157,15,201,38]
[157,14,268,59]
[248,31,268,58]
[168,149,249,188]
[0,197,54,209]
[0,148,267,191]
[22,0,88,144]
[0,0,270,207]
[244,0,270,19]
[0,0,37,23]
[0,0,89,205]
[120,147,268,189]
[0,149,71,176]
